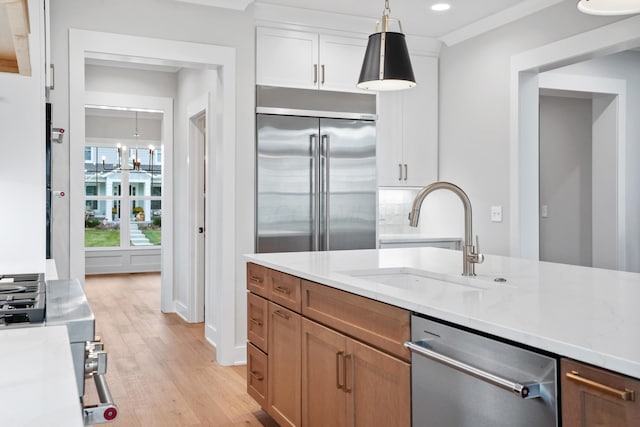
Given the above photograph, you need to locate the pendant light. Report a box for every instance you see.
[577,0,640,15]
[357,0,416,91]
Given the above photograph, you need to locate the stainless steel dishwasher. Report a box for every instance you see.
[405,315,558,427]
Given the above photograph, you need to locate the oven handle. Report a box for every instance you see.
[83,374,118,424]
[404,340,542,399]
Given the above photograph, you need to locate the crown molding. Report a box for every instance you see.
[173,0,254,11]
[440,0,564,47]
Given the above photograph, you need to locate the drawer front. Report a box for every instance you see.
[248,292,268,352]
[302,280,410,361]
[561,358,640,427]
[269,270,302,312]
[247,343,268,409]
[247,263,270,298]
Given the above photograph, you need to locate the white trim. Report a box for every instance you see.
[69,30,238,365]
[174,0,253,11]
[509,16,640,263]
[440,0,564,46]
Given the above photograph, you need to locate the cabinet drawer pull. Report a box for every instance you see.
[403,164,408,181]
[313,64,318,84]
[398,164,402,181]
[249,318,263,326]
[566,370,636,401]
[344,354,353,393]
[248,276,263,284]
[336,351,344,389]
[249,370,264,381]
[321,64,325,84]
[274,286,291,295]
[273,310,290,320]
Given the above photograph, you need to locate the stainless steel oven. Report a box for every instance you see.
[405,315,558,427]
[0,274,117,424]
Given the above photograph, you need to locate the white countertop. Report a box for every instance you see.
[379,233,462,243]
[245,247,640,379]
[0,326,83,427]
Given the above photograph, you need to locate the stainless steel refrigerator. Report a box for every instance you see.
[256,113,377,253]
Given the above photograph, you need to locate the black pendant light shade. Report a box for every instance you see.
[357,31,415,91]
[357,1,415,91]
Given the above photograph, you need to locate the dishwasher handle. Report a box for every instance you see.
[404,340,542,400]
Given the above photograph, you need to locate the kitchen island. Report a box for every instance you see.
[0,325,83,426]
[245,246,640,379]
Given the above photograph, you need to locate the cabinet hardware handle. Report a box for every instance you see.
[405,340,542,399]
[249,318,263,326]
[314,64,318,84]
[321,64,325,84]
[49,64,55,90]
[343,354,353,393]
[336,351,345,389]
[398,164,403,181]
[404,164,408,181]
[274,286,291,295]
[249,370,264,381]
[273,310,290,320]
[248,276,262,284]
[566,370,636,401]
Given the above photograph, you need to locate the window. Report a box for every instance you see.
[84,143,163,248]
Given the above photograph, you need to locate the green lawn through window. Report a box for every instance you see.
[85,229,120,247]
[142,230,162,245]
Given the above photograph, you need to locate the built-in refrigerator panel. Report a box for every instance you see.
[256,115,376,253]
[256,114,318,253]
[321,118,376,250]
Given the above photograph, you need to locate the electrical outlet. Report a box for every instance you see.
[491,206,502,223]
[541,205,548,218]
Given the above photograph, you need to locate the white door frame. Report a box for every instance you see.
[69,30,238,365]
[509,15,640,263]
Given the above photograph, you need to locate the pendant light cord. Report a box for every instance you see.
[384,0,390,17]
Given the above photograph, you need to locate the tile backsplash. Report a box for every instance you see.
[379,187,464,237]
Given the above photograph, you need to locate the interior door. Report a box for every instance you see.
[321,118,376,250]
[257,114,318,253]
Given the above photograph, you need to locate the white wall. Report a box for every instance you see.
[0,0,46,273]
[438,1,621,257]
[539,95,592,267]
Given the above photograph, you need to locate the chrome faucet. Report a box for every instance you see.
[408,181,484,276]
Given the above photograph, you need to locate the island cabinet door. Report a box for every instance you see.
[301,318,349,427]
[268,302,301,427]
[348,338,410,427]
[561,358,640,427]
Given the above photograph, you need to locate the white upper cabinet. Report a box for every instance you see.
[377,54,438,187]
[256,27,367,93]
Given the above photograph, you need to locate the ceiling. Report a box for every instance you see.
[254,0,561,39]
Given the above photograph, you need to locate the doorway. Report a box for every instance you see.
[69,30,239,365]
[510,17,638,272]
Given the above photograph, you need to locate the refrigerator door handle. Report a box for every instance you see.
[321,134,330,251]
[311,134,320,251]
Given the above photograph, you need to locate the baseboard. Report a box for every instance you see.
[175,301,189,322]
[234,343,247,365]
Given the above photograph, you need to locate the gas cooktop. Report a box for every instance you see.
[0,273,45,326]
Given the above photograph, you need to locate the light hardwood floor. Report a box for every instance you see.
[83,272,279,427]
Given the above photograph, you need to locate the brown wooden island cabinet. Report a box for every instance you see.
[561,358,640,427]
[246,263,410,427]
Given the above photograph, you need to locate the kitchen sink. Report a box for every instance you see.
[339,267,502,293]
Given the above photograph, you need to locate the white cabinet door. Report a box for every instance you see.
[319,34,368,93]
[376,54,438,187]
[256,27,318,89]
[402,55,438,187]
[377,92,404,185]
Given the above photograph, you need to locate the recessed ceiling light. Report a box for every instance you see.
[431,3,451,12]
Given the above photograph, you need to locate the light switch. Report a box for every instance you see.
[541,205,548,218]
[491,206,502,223]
